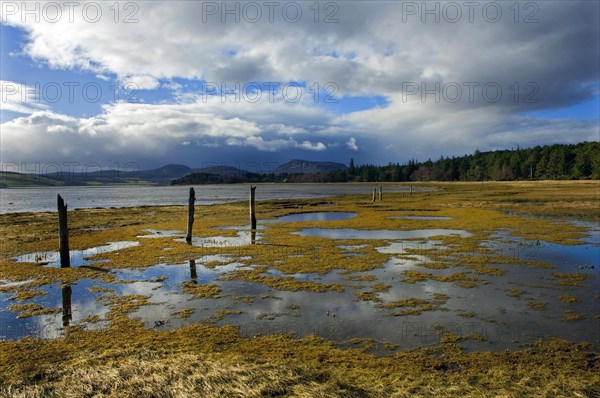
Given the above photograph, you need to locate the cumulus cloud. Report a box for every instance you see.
[122,75,160,90]
[1,1,598,166]
[346,137,358,151]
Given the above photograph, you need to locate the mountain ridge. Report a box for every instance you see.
[273,159,348,175]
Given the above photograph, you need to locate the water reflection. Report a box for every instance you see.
[295,228,471,239]
[138,229,184,238]
[189,259,198,283]
[0,279,111,340]
[62,286,72,327]
[2,230,599,353]
[265,212,357,223]
[388,216,453,220]
[15,241,140,268]
[176,231,262,247]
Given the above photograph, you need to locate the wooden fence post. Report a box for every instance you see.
[57,194,70,268]
[250,186,257,229]
[186,187,196,243]
[410,186,413,195]
[372,188,376,202]
[378,185,383,201]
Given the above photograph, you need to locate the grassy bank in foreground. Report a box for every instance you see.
[0,181,598,396]
[1,320,598,397]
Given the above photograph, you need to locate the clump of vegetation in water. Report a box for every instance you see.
[182,282,222,299]
[7,303,60,318]
[557,294,580,304]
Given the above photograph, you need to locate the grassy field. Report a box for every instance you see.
[0,181,599,396]
[0,172,64,188]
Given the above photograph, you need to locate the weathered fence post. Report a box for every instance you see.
[62,285,72,326]
[186,187,196,243]
[249,186,257,229]
[378,186,383,201]
[372,188,376,202]
[410,186,413,195]
[57,194,70,268]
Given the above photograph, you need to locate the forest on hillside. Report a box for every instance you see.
[320,141,599,182]
[171,142,599,184]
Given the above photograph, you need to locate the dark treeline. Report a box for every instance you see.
[172,172,270,185]
[322,141,599,182]
[172,142,599,185]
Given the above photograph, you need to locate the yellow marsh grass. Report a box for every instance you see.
[1,181,599,395]
[0,322,598,397]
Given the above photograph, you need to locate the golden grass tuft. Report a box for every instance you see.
[7,303,60,318]
[182,282,222,299]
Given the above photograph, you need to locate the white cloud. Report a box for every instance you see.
[1,2,598,165]
[1,80,49,114]
[346,137,358,151]
[122,75,160,90]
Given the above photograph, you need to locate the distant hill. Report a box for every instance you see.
[171,168,265,185]
[0,172,65,188]
[41,164,193,186]
[5,141,596,188]
[274,160,348,175]
[193,166,250,177]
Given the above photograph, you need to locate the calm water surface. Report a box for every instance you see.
[0,184,420,214]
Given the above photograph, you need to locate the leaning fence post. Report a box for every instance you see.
[57,194,70,268]
[249,186,257,229]
[186,187,196,243]
[378,185,383,201]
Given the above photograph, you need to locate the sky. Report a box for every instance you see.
[1,1,599,172]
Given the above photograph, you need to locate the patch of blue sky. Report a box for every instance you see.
[196,79,389,114]
[1,25,108,118]
[311,48,357,60]
[322,94,389,115]
[526,94,599,121]
[1,25,178,119]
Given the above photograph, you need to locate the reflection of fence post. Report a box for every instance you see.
[189,259,197,283]
[186,187,196,243]
[62,285,72,327]
[57,195,70,268]
[372,188,376,202]
[251,230,256,245]
[378,185,383,201]
[250,186,257,229]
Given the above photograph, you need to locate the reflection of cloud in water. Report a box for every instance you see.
[15,241,139,268]
[294,228,471,240]
[176,231,261,247]
[105,247,600,350]
[1,279,111,340]
[137,229,184,238]
[3,232,598,351]
[388,216,453,220]
[265,212,357,223]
